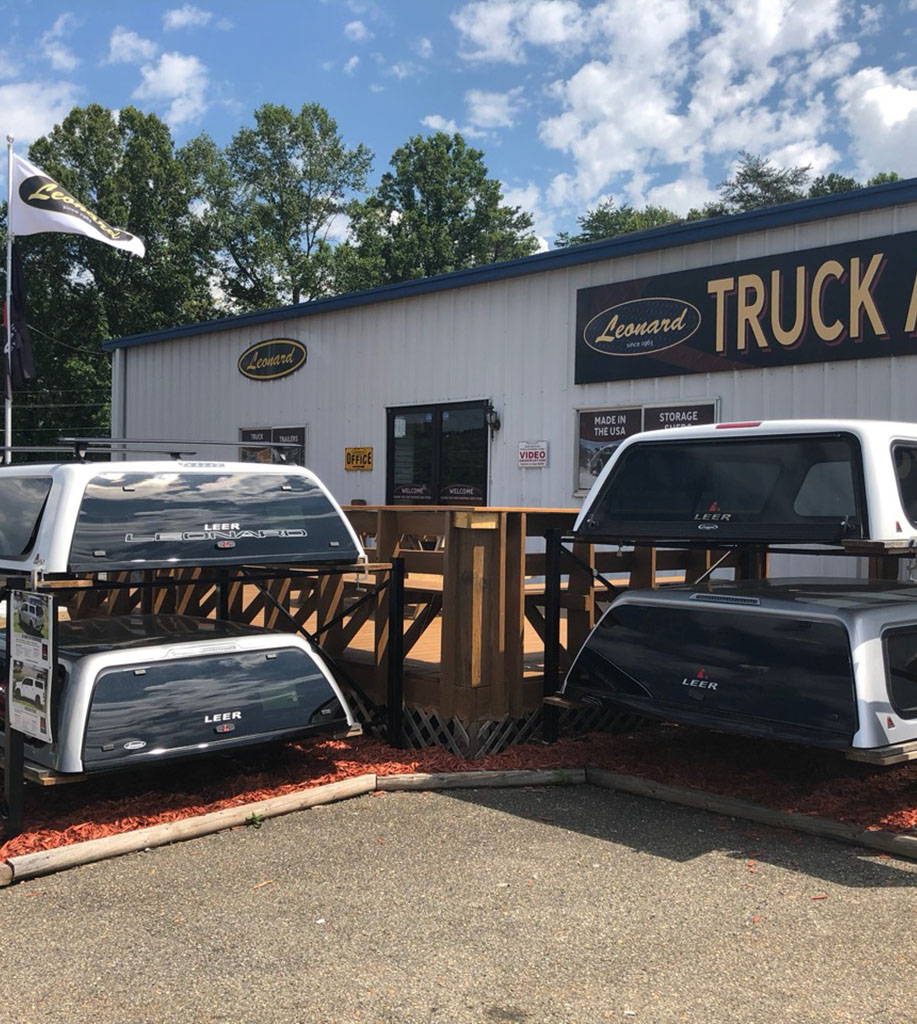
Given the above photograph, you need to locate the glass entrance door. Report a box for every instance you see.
[387,401,489,505]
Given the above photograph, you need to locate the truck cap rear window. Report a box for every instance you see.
[0,476,52,560]
[577,433,865,544]
[68,470,358,570]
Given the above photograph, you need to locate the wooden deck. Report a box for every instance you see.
[5,506,760,728]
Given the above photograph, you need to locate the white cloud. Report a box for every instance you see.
[521,0,585,46]
[837,65,917,177]
[466,87,523,129]
[511,0,876,223]
[164,5,213,30]
[0,81,81,143]
[390,62,420,79]
[41,13,80,72]
[422,114,459,133]
[106,26,158,65]
[643,176,718,217]
[344,55,360,74]
[860,4,882,33]
[133,52,209,126]
[502,180,552,248]
[415,37,434,59]
[345,20,371,41]
[452,2,526,62]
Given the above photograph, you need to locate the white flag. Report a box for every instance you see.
[8,153,146,257]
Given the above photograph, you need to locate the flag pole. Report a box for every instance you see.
[4,135,13,464]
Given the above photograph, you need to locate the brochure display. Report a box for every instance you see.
[7,591,55,742]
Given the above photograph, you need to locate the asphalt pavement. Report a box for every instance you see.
[1,783,915,1024]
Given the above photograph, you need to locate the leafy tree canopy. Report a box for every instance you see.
[186,102,372,308]
[554,199,680,247]
[336,132,539,290]
[4,103,216,449]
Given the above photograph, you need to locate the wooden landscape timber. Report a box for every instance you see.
[3,767,914,886]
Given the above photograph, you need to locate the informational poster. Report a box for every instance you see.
[577,401,718,492]
[577,408,642,492]
[8,591,55,742]
[239,426,273,463]
[272,426,306,465]
[239,426,306,464]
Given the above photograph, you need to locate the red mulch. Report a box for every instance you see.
[1,724,915,860]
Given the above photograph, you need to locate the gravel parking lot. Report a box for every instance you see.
[1,783,915,1024]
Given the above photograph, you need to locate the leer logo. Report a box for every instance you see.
[681,668,719,690]
[583,296,701,357]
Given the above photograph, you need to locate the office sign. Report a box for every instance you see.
[575,231,917,383]
[345,447,374,471]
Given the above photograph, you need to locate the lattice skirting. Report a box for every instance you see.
[341,685,644,759]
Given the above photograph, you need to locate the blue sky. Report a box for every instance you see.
[1,0,916,246]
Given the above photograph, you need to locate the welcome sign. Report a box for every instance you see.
[575,231,917,383]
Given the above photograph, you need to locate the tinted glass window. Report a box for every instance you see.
[391,410,434,503]
[83,648,343,768]
[892,445,917,527]
[0,476,52,559]
[68,471,358,570]
[440,407,487,504]
[582,434,862,540]
[604,603,853,685]
[883,626,917,718]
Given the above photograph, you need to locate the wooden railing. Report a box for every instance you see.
[344,506,751,721]
[48,506,753,726]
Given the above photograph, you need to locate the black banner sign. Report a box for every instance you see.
[575,231,917,383]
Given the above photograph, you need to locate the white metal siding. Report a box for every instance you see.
[119,201,917,512]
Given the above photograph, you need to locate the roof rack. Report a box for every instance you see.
[59,436,302,462]
[58,437,202,460]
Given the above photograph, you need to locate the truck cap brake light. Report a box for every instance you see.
[716,421,761,429]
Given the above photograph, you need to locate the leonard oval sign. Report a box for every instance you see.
[583,297,701,357]
[238,338,307,381]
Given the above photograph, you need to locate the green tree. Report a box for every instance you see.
[867,171,901,186]
[808,172,862,197]
[187,103,372,308]
[554,199,680,247]
[337,132,538,290]
[4,104,217,450]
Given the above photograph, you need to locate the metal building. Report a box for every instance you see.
[107,178,917,510]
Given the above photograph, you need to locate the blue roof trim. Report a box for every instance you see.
[104,177,917,352]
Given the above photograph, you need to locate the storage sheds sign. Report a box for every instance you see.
[238,339,307,381]
[575,231,917,383]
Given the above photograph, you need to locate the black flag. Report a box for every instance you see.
[4,242,36,395]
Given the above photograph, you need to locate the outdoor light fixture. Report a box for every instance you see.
[485,404,501,435]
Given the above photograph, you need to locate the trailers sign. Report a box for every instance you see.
[575,231,917,383]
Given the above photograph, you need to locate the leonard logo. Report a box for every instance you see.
[238,339,308,381]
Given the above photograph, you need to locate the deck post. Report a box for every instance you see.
[386,557,406,747]
[542,529,562,743]
[2,583,26,839]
